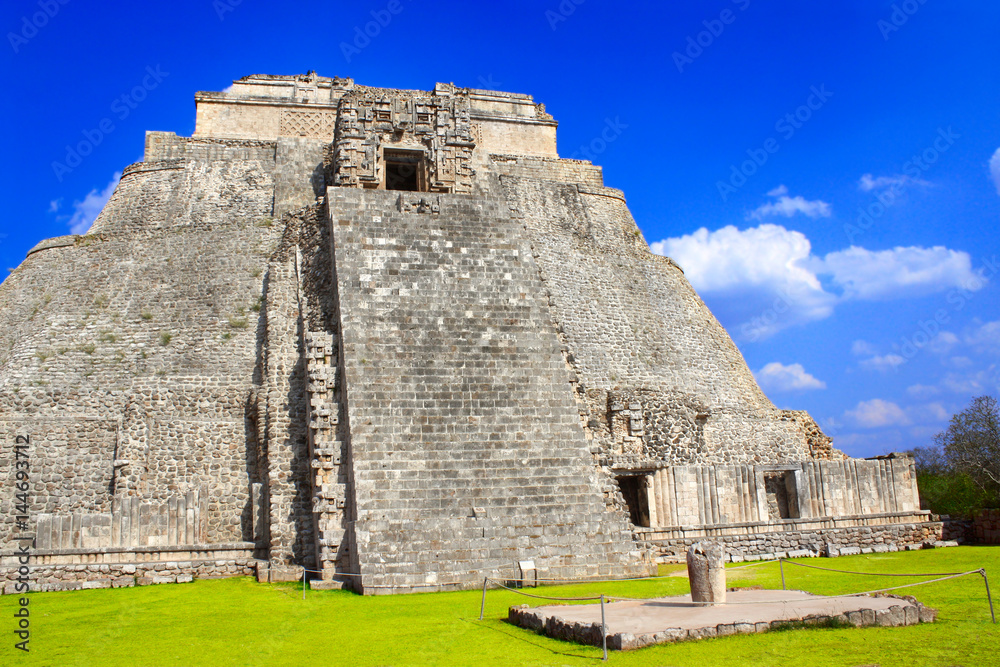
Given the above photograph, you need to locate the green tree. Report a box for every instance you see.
[935,395,1000,505]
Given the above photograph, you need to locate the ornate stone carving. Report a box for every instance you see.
[396,194,441,215]
[280,110,337,138]
[303,331,347,577]
[332,88,476,193]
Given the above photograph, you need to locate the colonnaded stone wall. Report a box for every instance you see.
[0,73,936,594]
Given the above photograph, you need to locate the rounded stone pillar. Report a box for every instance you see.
[686,541,726,604]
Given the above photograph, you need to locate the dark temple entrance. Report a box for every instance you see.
[384,149,424,191]
[617,475,650,527]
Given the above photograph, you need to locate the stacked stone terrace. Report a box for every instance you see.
[0,73,935,594]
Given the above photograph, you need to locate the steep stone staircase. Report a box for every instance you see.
[325,189,650,593]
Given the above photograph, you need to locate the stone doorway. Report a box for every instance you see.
[383,149,425,191]
[763,471,799,520]
[617,475,651,527]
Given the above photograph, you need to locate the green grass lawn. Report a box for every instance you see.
[2,546,997,666]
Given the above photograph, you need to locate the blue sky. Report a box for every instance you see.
[1,0,998,458]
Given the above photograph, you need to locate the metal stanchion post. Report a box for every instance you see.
[600,594,608,661]
[302,567,306,601]
[479,577,488,621]
[982,569,996,624]
[780,559,786,590]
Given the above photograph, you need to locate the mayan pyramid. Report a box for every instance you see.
[0,74,934,594]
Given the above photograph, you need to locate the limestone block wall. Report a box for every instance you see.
[89,147,275,237]
[468,86,557,157]
[0,420,116,524]
[2,551,258,594]
[0,135,286,555]
[974,509,1000,544]
[472,118,557,158]
[192,75,558,160]
[487,154,603,187]
[642,521,943,562]
[33,488,210,550]
[143,131,277,163]
[193,74,354,140]
[274,137,328,216]
[499,174,820,466]
[194,96,289,141]
[254,204,343,572]
[636,456,919,530]
[328,189,652,592]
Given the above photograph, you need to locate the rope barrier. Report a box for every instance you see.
[479,569,995,623]
[294,559,779,583]
[493,572,683,583]
[488,579,602,602]
[726,559,784,571]
[778,560,967,577]
[281,558,995,624]
[273,567,468,592]
[606,570,980,604]
[490,577,812,606]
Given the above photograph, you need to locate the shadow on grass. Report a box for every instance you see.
[457,616,604,662]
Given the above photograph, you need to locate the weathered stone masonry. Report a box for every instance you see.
[0,73,936,594]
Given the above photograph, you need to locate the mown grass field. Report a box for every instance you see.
[2,546,997,666]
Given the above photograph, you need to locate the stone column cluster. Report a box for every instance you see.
[304,331,347,580]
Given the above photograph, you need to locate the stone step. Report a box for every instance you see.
[328,190,643,588]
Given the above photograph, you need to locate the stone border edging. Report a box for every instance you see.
[508,593,937,651]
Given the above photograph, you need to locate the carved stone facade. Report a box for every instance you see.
[332,85,475,194]
[280,110,337,139]
[303,331,349,581]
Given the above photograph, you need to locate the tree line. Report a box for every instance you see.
[909,395,999,517]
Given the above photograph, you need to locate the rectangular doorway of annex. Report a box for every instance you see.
[616,475,651,527]
[763,471,800,520]
[383,149,425,192]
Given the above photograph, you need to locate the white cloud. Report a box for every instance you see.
[755,362,826,392]
[651,224,836,338]
[990,147,1000,196]
[860,354,906,373]
[747,186,831,221]
[48,199,61,213]
[966,320,1000,353]
[915,402,950,422]
[846,399,911,428]
[939,366,1000,394]
[858,173,930,192]
[67,172,121,235]
[907,384,940,399]
[927,331,960,355]
[908,425,942,440]
[651,225,820,293]
[851,340,877,356]
[942,375,982,394]
[907,367,999,401]
[652,223,981,339]
[818,245,982,301]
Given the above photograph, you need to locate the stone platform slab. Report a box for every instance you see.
[509,589,936,650]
